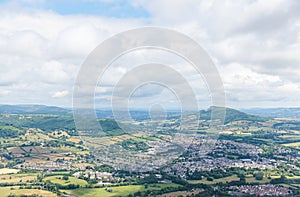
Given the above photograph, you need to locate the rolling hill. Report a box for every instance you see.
[200,106,268,124]
[0,105,71,115]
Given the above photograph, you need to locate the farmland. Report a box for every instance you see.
[0,107,300,196]
[0,186,56,197]
[63,185,145,197]
[44,176,88,187]
[62,184,180,197]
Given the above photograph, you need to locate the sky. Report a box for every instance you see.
[0,0,299,109]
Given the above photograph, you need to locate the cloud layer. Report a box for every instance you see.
[0,0,299,108]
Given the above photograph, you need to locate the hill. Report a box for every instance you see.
[0,113,123,137]
[0,105,268,131]
[0,104,71,115]
[200,106,267,124]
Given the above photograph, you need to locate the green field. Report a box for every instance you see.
[161,189,204,197]
[0,186,56,197]
[0,168,20,175]
[63,184,180,197]
[63,185,144,197]
[0,173,37,184]
[283,142,300,147]
[188,175,240,185]
[246,176,270,184]
[44,175,88,187]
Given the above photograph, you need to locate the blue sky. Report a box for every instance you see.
[0,0,149,18]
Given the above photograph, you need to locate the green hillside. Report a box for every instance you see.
[200,106,268,124]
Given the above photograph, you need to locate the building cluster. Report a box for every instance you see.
[73,171,113,180]
[163,140,284,178]
[17,160,72,171]
[228,184,292,196]
[73,170,120,185]
[164,157,276,178]
[211,140,264,156]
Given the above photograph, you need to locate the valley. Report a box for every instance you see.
[0,106,299,196]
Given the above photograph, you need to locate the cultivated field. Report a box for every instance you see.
[0,186,56,197]
[0,168,19,175]
[44,175,88,187]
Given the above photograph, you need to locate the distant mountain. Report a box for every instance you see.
[200,106,267,124]
[241,108,300,118]
[0,105,268,124]
[0,105,71,115]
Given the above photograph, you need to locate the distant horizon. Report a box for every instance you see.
[0,103,300,110]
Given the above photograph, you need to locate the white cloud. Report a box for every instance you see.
[0,88,11,96]
[0,0,299,108]
[51,90,69,98]
[53,23,101,59]
[37,61,71,84]
[132,0,300,108]
[0,5,144,106]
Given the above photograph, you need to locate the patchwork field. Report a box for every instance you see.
[44,175,88,187]
[0,173,37,183]
[63,184,179,197]
[188,175,240,185]
[0,168,19,175]
[161,189,204,197]
[8,146,51,155]
[63,185,144,197]
[0,186,56,197]
[283,142,300,147]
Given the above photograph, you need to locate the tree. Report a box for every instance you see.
[62,175,69,181]
[254,172,264,181]
[207,177,214,182]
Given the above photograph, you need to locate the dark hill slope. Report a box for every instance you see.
[200,106,268,124]
[0,105,70,115]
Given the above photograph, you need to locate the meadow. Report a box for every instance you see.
[63,184,180,197]
[44,175,88,187]
[0,186,56,197]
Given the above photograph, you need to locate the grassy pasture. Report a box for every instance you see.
[63,184,179,197]
[0,186,56,197]
[63,185,144,197]
[82,133,155,148]
[188,175,240,185]
[0,168,20,175]
[245,176,269,184]
[283,142,300,147]
[44,175,88,187]
[8,146,50,155]
[161,189,204,197]
[67,136,82,143]
[0,173,37,183]
[23,130,52,142]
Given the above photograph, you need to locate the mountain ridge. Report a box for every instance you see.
[0,104,269,124]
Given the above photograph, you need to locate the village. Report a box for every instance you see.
[228,185,292,196]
